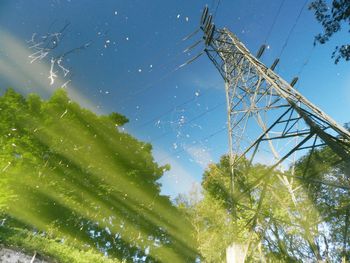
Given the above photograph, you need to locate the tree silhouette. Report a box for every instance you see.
[309,0,350,63]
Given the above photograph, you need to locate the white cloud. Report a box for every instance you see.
[184,144,213,169]
[192,75,224,91]
[153,148,201,198]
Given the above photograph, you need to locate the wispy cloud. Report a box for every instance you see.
[192,75,223,91]
[154,148,201,198]
[184,144,213,169]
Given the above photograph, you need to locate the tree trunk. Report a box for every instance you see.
[226,243,248,263]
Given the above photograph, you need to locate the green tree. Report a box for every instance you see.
[309,0,350,63]
[180,154,335,262]
[294,141,350,261]
[0,88,197,262]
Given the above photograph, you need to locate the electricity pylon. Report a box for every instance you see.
[190,6,350,260]
[196,6,350,231]
[200,6,349,177]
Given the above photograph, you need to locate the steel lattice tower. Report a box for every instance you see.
[197,7,350,219]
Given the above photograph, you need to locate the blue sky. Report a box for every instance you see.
[0,0,349,198]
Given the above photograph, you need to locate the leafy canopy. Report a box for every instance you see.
[310,0,350,63]
[0,88,197,263]
[181,146,350,262]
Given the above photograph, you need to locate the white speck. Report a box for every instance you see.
[138,68,142,72]
[195,91,200,96]
[2,162,11,172]
[106,40,110,44]
[267,45,270,49]
[179,116,185,125]
[61,80,71,89]
[97,32,101,35]
[149,64,153,68]
[185,17,189,22]
[126,37,129,41]
[173,143,178,150]
[136,105,140,110]
[105,91,109,94]
[176,14,180,19]
[60,109,68,118]
[114,11,118,15]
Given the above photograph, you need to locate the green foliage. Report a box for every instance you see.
[309,0,350,63]
[0,88,197,262]
[103,112,129,127]
[179,156,273,261]
[0,225,120,263]
[294,144,350,261]
[182,152,340,261]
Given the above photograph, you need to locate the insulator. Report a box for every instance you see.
[270,58,280,70]
[200,6,209,26]
[204,15,213,33]
[205,24,215,46]
[290,77,299,87]
[256,44,266,59]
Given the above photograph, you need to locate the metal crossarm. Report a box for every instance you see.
[195,5,350,227]
[199,10,350,178]
[189,6,350,260]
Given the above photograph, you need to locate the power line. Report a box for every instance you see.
[264,0,287,44]
[158,126,226,163]
[116,55,185,106]
[136,92,206,129]
[151,101,225,142]
[210,0,216,10]
[296,44,316,77]
[133,72,223,131]
[116,66,180,106]
[278,0,309,58]
[115,32,203,106]
[213,0,222,18]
